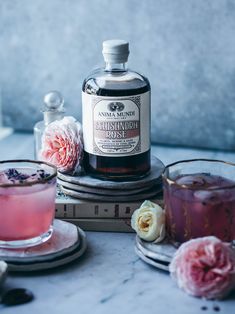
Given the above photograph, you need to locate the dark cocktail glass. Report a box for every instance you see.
[162,159,235,243]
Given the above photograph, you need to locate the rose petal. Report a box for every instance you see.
[40,116,83,173]
[169,236,235,299]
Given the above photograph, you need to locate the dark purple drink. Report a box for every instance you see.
[163,172,235,243]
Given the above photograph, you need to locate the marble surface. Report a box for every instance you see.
[1,132,235,313]
[2,233,235,314]
[1,1,235,150]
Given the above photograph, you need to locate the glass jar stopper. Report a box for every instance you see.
[42,91,65,125]
[43,91,64,111]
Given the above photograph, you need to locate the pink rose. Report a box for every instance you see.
[169,236,235,299]
[40,116,83,173]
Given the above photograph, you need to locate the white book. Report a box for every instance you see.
[62,218,133,232]
[55,195,163,219]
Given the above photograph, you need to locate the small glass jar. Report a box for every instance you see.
[0,160,57,248]
[34,91,65,160]
[163,159,235,244]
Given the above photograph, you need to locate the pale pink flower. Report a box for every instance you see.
[40,116,83,173]
[169,236,235,299]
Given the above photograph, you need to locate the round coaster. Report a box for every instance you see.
[60,185,162,202]
[0,220,87,271]
[0,220,80,263]
[58,155,164,190]
[135,236,177,272]
[135,246,169,272]
[0,261,8,287]
[58,178,161,196]
[136,236,177,263]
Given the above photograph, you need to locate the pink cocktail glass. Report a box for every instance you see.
[0,160,57,248]
[163,159,235,244]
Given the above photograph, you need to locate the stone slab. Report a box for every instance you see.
[6,230,87,272]
[0,261,8,287]
[135,236,178,272]
[0,220,80,263]
[60,185,162,202]
[58,178,161,196]
[58,155,164,190]
[135,246,169,272]
[0,220,87,272]
[136,236,177,264]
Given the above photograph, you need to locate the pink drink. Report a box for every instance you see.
[0,162,57,247]
[164,173,235,243]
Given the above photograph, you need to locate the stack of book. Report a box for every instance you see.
[55,191,163,232]
[55,156,164,232]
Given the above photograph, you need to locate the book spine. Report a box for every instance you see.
[55,199,163,219]
[61,218,133,232]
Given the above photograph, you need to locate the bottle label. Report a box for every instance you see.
[82,91,150,157]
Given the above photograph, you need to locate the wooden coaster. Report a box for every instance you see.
[58,178,161,196]
[0,220,87,271]
[60,185,162,202]
[58,155,164,191]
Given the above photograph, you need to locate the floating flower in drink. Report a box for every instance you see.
[40,116,83,174]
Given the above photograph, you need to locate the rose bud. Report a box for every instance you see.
[131,200,165,242]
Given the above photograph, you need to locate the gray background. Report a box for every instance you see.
[1,0,235,150]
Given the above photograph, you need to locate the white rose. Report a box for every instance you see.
[131,200,165,242]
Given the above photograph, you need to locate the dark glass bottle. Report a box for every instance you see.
[82,40,151,180]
